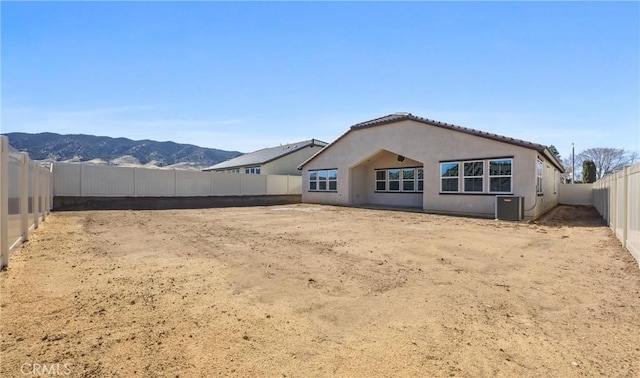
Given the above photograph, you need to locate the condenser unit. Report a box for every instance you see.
[495,196,525,221]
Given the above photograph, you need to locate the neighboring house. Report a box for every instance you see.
[298,113,564,220]
[203,139,327,176]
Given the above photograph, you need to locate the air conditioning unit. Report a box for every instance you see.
[495,196,525,221]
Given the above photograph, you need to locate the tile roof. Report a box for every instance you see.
[299,113,565,172]
[203,139,328,171]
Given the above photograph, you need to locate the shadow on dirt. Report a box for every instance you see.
[534,205,607,228]
[53,195,301,211]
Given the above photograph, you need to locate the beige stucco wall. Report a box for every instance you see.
[302,120,560,219]
[261,145,325,176]
[532,155,562,218]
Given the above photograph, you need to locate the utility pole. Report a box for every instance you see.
[572,143,575,184]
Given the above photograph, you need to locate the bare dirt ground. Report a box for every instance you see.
[1,204,639,377]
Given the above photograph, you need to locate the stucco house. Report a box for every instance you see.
[298,113,564,220]
[204,139,327,176]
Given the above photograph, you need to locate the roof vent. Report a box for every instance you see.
[394,112,411,116]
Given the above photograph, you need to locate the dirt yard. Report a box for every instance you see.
[1,205,638,377]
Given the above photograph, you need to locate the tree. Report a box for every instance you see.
[548,145,561,159]
[582,160,596,183]
[562,155,584,183]
[577,148,638,180]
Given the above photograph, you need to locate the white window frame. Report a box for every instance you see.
[463,161,484,193]
[439,158,514,194]
[318,170,328,190]
[488,159,513,194]
[375,170,386,191]
[309,169,337,192]
[374,167,423,193]
[440,162,460,193]
[388,169,401,191]
[402,168,416,191]
[309,171,318,191]
[536,158,543,194]
[328,169,338,191]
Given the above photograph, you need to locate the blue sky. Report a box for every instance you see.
[2,1,638,157]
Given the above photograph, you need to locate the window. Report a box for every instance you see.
[245,167,261,174]
[463,161,483,192]
[439,157,514,194]
[318,170,327,190]
[328,169,337,191]
[536,159,543,194]
[388,169,400,191]
[376,170,386,191]
[309,171,317,190]
[489,159,512,193]
[440,162,459,192]
[374,167,423,193]
[309,169,337,192]
[402,168,415,191]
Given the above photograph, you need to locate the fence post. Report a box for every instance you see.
[621,166,629,249]
[604,180,608,216]
[42,167,48,215]
[174,169,178,196]
[45,167,49,214]
[609,175,616,231]
[79,164,84,197]
[133,168,138,197]
[47,162,55,212]
[33,162,40,229]
[1,136,9,269]
[41,167,47,221]
[20,153,29,242]
[47,164,52,211]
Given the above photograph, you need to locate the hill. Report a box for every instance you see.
[3,132,242,170]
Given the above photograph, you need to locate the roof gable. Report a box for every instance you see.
[204,139,327,171]
[299,113,565,172]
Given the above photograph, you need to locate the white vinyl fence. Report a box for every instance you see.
[559,183,594,206]
[1,136,53,269]
[593,163,640,267]
[53,162,302,197]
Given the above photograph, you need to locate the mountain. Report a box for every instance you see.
[3,132,242,170]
